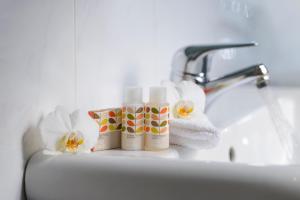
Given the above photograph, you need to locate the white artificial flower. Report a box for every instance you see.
[176,81,206,112]
[161,80,206,119]
[39,106,98,154]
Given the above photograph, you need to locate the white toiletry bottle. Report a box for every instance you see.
[121,87,145,150]
[145,87,169,151]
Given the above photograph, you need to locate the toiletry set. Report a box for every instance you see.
[90,86,169,151]
[39,81,219,154]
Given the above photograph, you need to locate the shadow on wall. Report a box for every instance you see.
[21,117,45,200]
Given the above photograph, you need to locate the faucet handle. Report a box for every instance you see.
[184,42,257,61]
[171,42,258,84]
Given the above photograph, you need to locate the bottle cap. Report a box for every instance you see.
[124,87,143,104]
[149,87,167,103]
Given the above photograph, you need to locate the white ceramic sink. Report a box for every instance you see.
[25,86,300,200]
[204,86,300,165]
[181,86,300,165]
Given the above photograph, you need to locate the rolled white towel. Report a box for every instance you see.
[161,80,220,149]
[169,113,220,149]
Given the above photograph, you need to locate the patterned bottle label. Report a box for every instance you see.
[144,104,169,135]
[121,105,144,135]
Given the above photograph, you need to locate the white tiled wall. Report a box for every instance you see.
[75,0,249,110]
[76,0,300,114]
[76,0,159,110]
[0,1,75,199]
[1,0,300,199]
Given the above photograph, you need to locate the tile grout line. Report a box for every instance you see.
[74,0,78,108]
[153,0,158,74]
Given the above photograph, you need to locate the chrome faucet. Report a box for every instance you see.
[170,42,269,104]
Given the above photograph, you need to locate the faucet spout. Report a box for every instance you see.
[202,64,269,92]
[170,43,270,106]
[200,64,269,104]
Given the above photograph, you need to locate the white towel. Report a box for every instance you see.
[169,113,220,149]
[161,80,220,149]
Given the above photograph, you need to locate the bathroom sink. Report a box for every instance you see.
[26,150,300,200]
[204,86,300,165]
[25,86,300,200]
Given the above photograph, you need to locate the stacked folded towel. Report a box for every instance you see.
[161,80,220,149]
[169,113,220,149]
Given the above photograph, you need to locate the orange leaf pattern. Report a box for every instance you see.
[160,107,168,114]
[100,125,108,132]
[144,104,169,135]
[121,105,144,135]
[127,120,135,126]
[136,113,144,120]
[109,111,116,117]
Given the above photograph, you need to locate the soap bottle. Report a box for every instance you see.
[145,87,169,151]
[121,87,145,150]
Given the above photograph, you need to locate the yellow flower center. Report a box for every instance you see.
[56,132,84,153]
[174,100,194,119]
[178,106,193,117]
[66,133,84,153]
